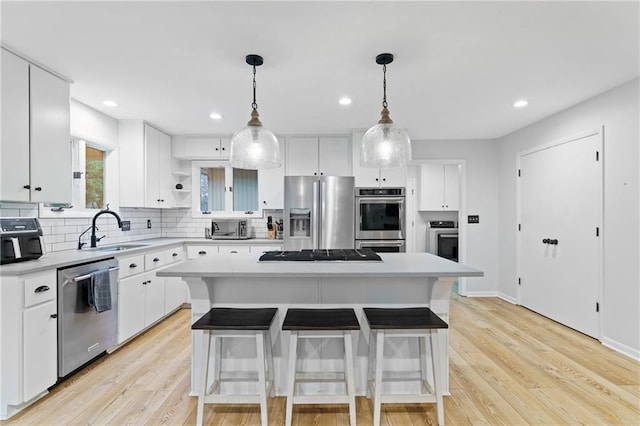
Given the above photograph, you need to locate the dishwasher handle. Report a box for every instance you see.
[70,266,119,283]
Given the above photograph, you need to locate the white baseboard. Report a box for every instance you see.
[601,337,640,361]
[464,291,499,298]
[497,292,517,304]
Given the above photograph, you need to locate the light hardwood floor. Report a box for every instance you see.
[3,294,639,425]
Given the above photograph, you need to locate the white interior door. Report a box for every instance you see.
[519,132,601,338]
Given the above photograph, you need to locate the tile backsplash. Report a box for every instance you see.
[0,202,283,253]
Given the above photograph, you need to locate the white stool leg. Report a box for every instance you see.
[431,329,445,426]
[419,333,429,394]
[373,330,384,426]
[285,331,298,426]
[366,328,375,399]
[196,330,211,426]
[266,330,275,398]
[343,331,356,426]
[213,336,222,392]
[256,332,268,426]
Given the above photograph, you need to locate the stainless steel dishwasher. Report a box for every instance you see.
[57,257,118,378]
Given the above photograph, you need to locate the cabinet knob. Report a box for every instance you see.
[382,178,386,182]
[320,172,324,176]
[34,187,42,191]
[375,178,379,182]
[263,200,267,204]
[222,147,226,151]
[215,147,219,151]
[23,184,30,189]
[50,314,58,319]
[313,172,317,176]
[172,252,178,257]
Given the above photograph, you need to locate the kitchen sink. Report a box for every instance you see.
[89,243,149,252]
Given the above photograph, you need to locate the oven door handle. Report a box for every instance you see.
[356,197,405,204]
[439,234,458,239]
[358,240,405,247]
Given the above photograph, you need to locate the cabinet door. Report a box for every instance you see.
[318,137,350,176]
[29,65,71,203]
[23,301,57,401]
[0,50,30,201]
[186,245,218,259]
[184,137,222,158]
[443,164,460,210]
[219,137,231,158]
[144,274,165,326]
[380,167,406,187]
[157,130,175,207]
[419,164,445,210]
[118,275,146,343]
[352,132,382,187]
[144,125,162,207]
[164,276,186,314]
[258,140,285,210]
[286,137,318,176]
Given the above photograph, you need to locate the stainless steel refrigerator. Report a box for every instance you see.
[284,176,355,250]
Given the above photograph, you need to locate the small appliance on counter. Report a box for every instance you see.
[208,219,250,240]
[0,217,45,265]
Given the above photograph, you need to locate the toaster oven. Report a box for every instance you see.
[0,217,46,264]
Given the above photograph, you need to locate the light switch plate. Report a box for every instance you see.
[121,220,131,231]
[468,215,479,224]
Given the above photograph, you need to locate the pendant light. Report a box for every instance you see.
[229,54,281,170]
[360,53,411,168]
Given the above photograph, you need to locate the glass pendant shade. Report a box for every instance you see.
[229,123,280,170]
[360,122,411,168]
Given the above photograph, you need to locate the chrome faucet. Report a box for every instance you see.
[90,206,123,248]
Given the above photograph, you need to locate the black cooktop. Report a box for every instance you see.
[259,248,382,262]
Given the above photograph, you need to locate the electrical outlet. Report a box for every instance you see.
[121,220,131,231]
[147,219,152,229]
[468,215,479,224]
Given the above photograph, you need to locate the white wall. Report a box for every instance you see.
[497,78,639,358]
[411,139,500,296]
[70,99,118,149]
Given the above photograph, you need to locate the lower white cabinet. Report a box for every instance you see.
[118,270,156,343]
[22,300,57,402]
[163,246,187,314]
[0,270,57,420]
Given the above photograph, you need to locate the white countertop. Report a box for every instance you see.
[0,238,283,276]
[157,252,483,278]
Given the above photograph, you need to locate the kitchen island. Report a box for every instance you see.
[157,252,483,396]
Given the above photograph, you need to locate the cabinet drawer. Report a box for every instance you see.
[145,250,166,271]
[24,270,57,307]
[165,246,184,264]
[118,254,146,279]
[187,245,218,259]
[219,245,250,254]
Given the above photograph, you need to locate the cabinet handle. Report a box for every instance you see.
[23,184,30,189]
[549,239,559,245]
[34,187,42,191]
[221,147,226,151]
[172,253,178,257]
[320,172,324,176]
[129,263,138,268]
[198,250,207,255]
[313,172,317,176]
[142,280,147,285]
[50,314,58,319]
[153,257,160,262]
[542,238,550,244]
[230,250,238,254]
[263,200,267,204]
[445,205,448,208]
[34,285,50,293]
[215,147,219,151]
[382,178,386,182]
[375,178,379,182]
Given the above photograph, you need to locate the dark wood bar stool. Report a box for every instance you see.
[282,308,360,426]
[191,307,277,426]
[363,307,449,426]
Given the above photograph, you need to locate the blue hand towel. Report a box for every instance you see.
[91,269,112,313]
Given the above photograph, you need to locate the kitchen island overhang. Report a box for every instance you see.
[158,252,483,396]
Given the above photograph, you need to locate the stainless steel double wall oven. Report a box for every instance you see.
[355,187,406,252]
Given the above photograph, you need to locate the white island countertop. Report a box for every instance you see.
[157,252,483,279]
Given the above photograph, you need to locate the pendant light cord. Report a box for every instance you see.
[252,65,258,110]
[382,64,388,108]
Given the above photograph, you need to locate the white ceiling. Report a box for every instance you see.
[2,1,638,140]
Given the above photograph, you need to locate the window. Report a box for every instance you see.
[192,161,258,216]
[84,145,105,209]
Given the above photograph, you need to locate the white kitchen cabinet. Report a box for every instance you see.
[0,49,70,203]
[351,131,406,188]
[117,271,150,343]
[163,246,187,314]
[119,121,177,208]
[172,136,231,159]
[0,269,57,420]
[286,136,351,176]
[258,140,285,210]
[218,245,251,254]
[23,300,57,402]
[187,245,217,259]
[419,164,460,211]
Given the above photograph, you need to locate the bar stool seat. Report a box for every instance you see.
[364,307,449,426]
[282,308,360,426]
[191,307,277,426]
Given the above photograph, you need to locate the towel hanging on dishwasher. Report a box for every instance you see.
[88,269,112,313]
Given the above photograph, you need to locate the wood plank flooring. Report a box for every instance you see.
[3,294,639,425]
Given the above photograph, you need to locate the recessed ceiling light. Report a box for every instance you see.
[102,100,118,107]
[209,112,223,120]
[339,97,352,105]
[513,99,529,108]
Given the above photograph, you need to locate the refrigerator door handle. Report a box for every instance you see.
[313,180,319,248]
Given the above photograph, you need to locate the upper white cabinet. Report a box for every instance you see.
[286,136,351,176]
[120,121,178,208]
[258,140,285,210]
[419,163,460,211]
[351,131,406,188]
[172,136,231,159]
[0,49,70,203]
